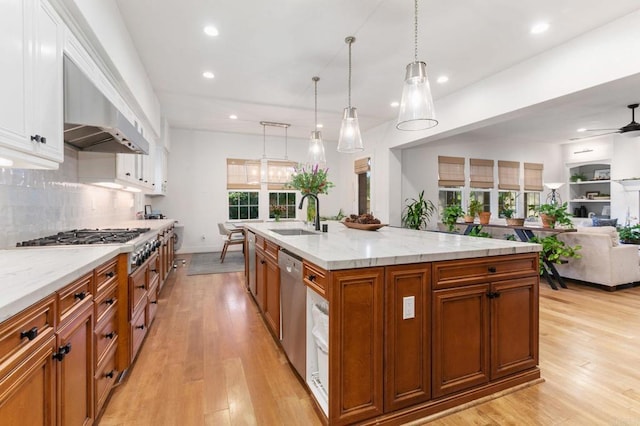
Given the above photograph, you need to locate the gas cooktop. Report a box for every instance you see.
[16,228,151,247]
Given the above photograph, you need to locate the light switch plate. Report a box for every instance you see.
[403,296,415,320]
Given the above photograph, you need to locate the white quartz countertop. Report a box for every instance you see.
[0,219,179,322]
[0,246,121,322]
[246,221,541,270]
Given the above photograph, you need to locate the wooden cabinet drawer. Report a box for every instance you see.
[303,261,328,296]
[94,257,118,295]
[57,272,93,324]
[130,306,147,361]
[94,282,117,324]
[265,240,279,262]
[255,234,266,251]
[95,307,118,364]
[0,295,55,367]
[146,281,159,326]
[432,254,538,289]
[95,343,118,415]
[129,266,147,317]
[148,252,160,287]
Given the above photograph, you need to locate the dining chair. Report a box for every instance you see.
[218,223,245,263]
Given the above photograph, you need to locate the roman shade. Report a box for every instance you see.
[354,157,370,174]
[524,162,544,191]
[469,158,494,188]
[266,160,297,190]
[498,161,520,190]
[438,156,465,187]
[227,158,261,190]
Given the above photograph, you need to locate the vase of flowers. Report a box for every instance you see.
[286,164,334,222]
[270,205,286,221]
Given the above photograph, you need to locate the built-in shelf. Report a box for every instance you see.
[569,180,610,185]
[568,162,611,218]
[570,199,611,203]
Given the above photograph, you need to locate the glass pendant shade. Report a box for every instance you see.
[337,107,364,153]
[396,61,438,131]
[307,130,326,167]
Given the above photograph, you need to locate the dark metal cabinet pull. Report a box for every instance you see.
[20,327,38,341]
[307,274,317,281]
[105,298,115,305]
[136,324,145,330]
[105,332,116,339]
[488,266,497,273]
[74,291,87,300]
[105,271,115,278]
[105,370,115,379]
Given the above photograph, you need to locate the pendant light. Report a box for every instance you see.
[396,0,438,131]
[337,36,364,153]
[307,76,326,167]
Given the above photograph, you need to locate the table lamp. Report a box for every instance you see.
[544,182,564,205]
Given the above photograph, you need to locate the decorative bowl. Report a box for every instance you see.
[341,222,387,231]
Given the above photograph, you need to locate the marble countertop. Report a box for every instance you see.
[246,221,541,270]
[0,219,179,322]
[0,246,121,322]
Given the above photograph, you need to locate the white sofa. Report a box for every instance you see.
[554,226,640,289]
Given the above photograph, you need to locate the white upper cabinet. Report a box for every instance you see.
[0,0,63,168]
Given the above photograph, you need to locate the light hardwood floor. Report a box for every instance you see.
[99,255,640,425]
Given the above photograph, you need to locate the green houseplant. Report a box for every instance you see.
[617,223,640,244]
[286,163,334,222]
[570,172,587,182]
[529,235,582,274]
[442,205,465,232]
[465,199,482,223]
[402,190,436,230]
[537,202,573,229]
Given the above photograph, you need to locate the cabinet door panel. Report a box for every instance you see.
[255,250,267,312]
[56,304,94,426]
[263,257,280,338]
[330,267,384,425]
[432,284,490,398]
[384,263,431,412]
[491,277,539,379]
[0,336,56,426]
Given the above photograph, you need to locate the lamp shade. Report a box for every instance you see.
[307,130,326,167]
[544,182,564,190]
[396,61,438,131]
[337,107,364,153]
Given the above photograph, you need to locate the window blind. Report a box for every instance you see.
[469,158,494,189]
[266,160,297,190]
[354,157,370,174]
[226,159,261,190]
[524,162,544,191]
[438,156,465,187]
[498,161,520,190]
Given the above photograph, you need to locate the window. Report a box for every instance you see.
[470,190,491,212]
[438,189,462,213]
[228,191,259,220]
[355,157,371,215]
[269,192,297,219]
[498,191,518,218]
[524,192,540,218]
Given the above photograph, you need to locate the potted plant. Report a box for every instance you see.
[401,190,436,230]
[501,207,525,227]
[617,223,640,244]
[442,205,465,232]
[468,225,491,238]
[537,202,573,229]
[286,163,334,223]
[465,199,482,223]
[269,204,286,221]
[570,172,587,182]
[529,235,582,274]
[478,210,491,225]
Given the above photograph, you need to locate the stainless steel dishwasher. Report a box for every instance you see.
[279,249,306,378]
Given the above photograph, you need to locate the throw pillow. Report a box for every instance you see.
[592,217,617,227]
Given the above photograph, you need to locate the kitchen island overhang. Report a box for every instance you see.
[243,221,542,425]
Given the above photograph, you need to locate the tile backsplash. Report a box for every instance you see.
[0,147,142,248]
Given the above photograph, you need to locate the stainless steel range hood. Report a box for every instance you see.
[63,56,149,155]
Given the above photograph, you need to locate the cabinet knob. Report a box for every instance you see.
[105,271,115,278]
[486,291,501,299]
[126,172,131,176]
[53,343,72,361]
[307,274,317,282]
[30,134,42,143]
[20,327,38,341]
[105,370,116,379]
[488,266,497,273]
[260,260,266,265]
[137,285,145,289]
[136,324,145,330]
[139,178,143,181]
[104,298,115,305]
[40,136,46,144]
[74,291,87,300]
[105,331,116,339]
[151,300,158,305]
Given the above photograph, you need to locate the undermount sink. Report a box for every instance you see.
[269,228,319,236]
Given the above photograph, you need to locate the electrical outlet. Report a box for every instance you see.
[403,296,415,320]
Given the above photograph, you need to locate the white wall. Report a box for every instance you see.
[0,147,140,248]
[152,128,345,253]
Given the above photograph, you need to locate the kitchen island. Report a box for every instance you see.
[244,221,542,425]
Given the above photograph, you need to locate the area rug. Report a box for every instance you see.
[187,251,245,276]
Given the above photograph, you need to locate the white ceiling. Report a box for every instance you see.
[115,0,640,144]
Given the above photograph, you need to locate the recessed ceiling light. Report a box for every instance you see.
[229,114,237,120]
[576,128,587,132]
[316,123,323,129]
[202,71,214,79]
[436,75,449,84]
[530,22,549,34]
[390,101,399,108]
[204,26,219,37]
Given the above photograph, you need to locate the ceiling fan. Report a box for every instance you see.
[570,103,640,140]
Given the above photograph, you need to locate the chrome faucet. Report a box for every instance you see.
[298,193,320,231]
